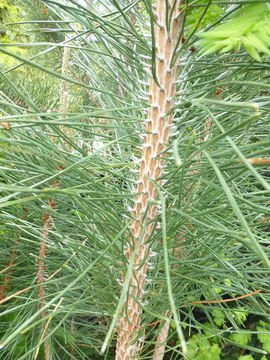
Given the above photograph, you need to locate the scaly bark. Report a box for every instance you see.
[116,2,182,358]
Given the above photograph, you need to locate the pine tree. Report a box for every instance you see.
[0,1,270,359]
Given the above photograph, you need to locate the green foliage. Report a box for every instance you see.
[238,356,254,360]
[213,309,225,327]
[257,321,270,353]
[0,0,29,67]
[197,3,270,61]
[186,314,269,360]
[0,0,27,43]
[0,1,83,112]
[230,332,251,346]
[234,310,248,325]
[185,0,224,37]
[202,322,219,341]
[187,333,221,360]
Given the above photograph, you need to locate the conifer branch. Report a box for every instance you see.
[115,1,183,358]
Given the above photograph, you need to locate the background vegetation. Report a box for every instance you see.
[0,1,269,359]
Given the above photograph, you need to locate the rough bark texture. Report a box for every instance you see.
[115,1,182,358]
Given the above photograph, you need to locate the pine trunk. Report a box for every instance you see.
[116,1,182,358]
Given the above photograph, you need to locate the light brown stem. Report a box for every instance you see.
[239,158,270,165]
[34,297,64,360]
[190,289,261,305]
[37,212,52,360]
[59,35,74,151]
[115,2,182,358]
[59,35,70,115]
[37,181,59,360]
[153,314,171,360]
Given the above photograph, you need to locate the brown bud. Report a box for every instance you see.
[1,122,11,130]
[48,198,56,209]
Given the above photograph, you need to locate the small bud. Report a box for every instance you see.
[1,122,11,130]
[149,250,158,257]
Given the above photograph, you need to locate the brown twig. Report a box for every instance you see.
[37,180,59,360]
[153,314,171,360]
[189,289,262,305]
[138,328,146,360]
[0,286,31,305]
[34,297,64,360]
[238,158,270,166]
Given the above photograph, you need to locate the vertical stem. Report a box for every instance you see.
[59,35,73,150]
[116,1,182,359]
[36,35,69,359]
[153,314,170,360]
[37,181,59,360]
[59,35,70,115]
[37,213,52,360]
